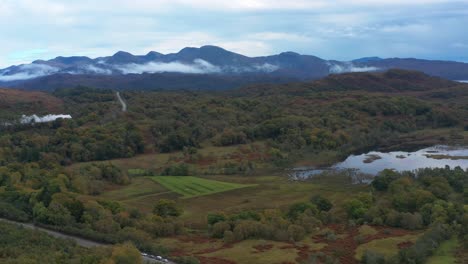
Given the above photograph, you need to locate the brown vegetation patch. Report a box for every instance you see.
[0,88,63,113]
[397,241,414,249]
[252,244,274,253]
[197,256,237,264]
[305,225,417,264]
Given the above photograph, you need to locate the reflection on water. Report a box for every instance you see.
[291,145,468,180]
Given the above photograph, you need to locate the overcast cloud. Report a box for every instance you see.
[1,0,468,67]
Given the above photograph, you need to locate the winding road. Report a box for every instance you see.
[116,91,127,112]
[0,218,174,264]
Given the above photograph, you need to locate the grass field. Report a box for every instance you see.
[427,237,458,264]
[150,176,257,198]
[99,177,171,201]
[96,172,369,226]
[354,234,421,260]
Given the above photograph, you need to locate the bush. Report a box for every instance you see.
[153,199,182,218]
[233,221,259,240]
[361,250,386,264]
[161,164,190,176]
[287,202,318,220]
[212,221,231,238]
[207,212,226,226]
[173,256,200,264]
[311,195,333,212]
[214,129,247,146]
[400,212,423,230]
[397,224,452,263]
[223,230,235,244]
[354,234,366,245]
[325,230,337,241]
[0,202,29,222]
[287,224,306,242]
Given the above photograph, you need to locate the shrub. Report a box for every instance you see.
[173,256,200,264]
[207,212,226,226]
[311,195,333,212]
[0,202,29,222]
[211,221,231,238]
[287,202,318,220]
[153,199,182,218]
[287,224,306,242]
[223,230,235,244]
[400,212,423,230]
[361,250,386,264]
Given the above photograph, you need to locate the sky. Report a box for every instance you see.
[1,0,468,67]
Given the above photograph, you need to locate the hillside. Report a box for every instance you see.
[14,72,296,92]
[237,69,459,96]
[0,88,64,118]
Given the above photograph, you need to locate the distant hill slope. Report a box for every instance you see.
[0,88,63,117]
[237,69,459,96]
[14,73,297,92]
[1,45,468,91]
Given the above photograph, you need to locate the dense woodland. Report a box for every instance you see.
[0,70,467,263]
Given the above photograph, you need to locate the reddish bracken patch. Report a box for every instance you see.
[197,256,237,264]
[253,244,274,253]
[397,241,414,249]
[279,245,296,250]
[193,243,235,255]
[0,88,64,113]
[170,225,418,264]
[192,157,217,166]
[177,236,217,244]
[301,225,418,264]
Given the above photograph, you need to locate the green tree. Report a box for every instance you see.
[153,199,182,218]
[310,195,333,212]
[110,243,142,264]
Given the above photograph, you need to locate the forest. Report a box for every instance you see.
[0,70,466,263]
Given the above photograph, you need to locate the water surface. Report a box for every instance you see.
[291,145,468,179]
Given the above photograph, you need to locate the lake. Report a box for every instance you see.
[290,145,468,180]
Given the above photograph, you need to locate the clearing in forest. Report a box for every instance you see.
[150,176,256,198]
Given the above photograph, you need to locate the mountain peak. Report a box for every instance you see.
[50,56,93,64]
[146,51,162,56]
[200,45,227,51]
[106,51,140,64]
[177,45,235,56]
[145,51,163,60]
[112,51,134,57]
[279,51,301,57]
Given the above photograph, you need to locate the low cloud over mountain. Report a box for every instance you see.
[1,45,468,88]
[117,59,221,74]
[327,62,379,74]
[0,64,59,81]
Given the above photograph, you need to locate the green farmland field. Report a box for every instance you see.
[151,176,256,198]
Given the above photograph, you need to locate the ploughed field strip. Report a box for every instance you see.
[150,176,256,198]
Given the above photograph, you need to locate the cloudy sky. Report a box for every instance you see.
[1,0,468,67]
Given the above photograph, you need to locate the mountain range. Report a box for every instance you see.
[1,45,468,91]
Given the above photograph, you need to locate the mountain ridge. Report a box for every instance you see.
[1,45,468,90]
